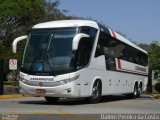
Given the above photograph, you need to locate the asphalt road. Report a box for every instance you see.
[0,94,160,120]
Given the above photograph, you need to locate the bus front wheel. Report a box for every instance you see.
[86,80,102,103]
[45,97,59,103]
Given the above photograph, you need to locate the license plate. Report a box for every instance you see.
[36,89,46,96]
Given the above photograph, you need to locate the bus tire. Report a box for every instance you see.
[86,80,102,103]
[126,84,138,99]
[137,83,142,98]
[45,97,59,103]
[132,84,138,98]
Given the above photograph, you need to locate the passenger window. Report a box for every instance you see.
[95,31,117,70]
[95,30,148,70]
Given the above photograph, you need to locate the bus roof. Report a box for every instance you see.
[113,31,148,54]
[32,20,99,29]
[33,20,147,54]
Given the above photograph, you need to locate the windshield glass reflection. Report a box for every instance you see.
[21,28,77,75]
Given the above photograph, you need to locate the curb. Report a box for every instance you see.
[151,94,160,99]
[0,94,31,99]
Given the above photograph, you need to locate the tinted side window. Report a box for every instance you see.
[95,31,108,57]
[95,31,117,70]
[95,31,148,71]
[75,38,93,69]
[119,43,148,66]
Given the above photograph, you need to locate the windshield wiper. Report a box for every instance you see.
[47,33,54,51]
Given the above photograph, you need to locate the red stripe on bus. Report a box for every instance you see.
[120,68,147,75]
[112,31,116,38]
[117,58,121,69]
[117,58,147,75]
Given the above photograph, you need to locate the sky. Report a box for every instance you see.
[58,0,160,44]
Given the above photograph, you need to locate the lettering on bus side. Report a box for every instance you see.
[135,66,146,72]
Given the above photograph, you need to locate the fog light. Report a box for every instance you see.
[67,89,71,93]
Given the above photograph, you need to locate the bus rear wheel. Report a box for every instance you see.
[45,97,59,103]
[137,85,142,98]
[86,80,102,103]
[126,84,138,99]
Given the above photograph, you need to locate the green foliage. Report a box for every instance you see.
[0,0,74,49]
[0,0,159,75]
[138,42,160,70]
[0,0,73,75]
[0,0,45,50]
[148,42,160,70]
[138,43,149,52]
[0,41,6,56]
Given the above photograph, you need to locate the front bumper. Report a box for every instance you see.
[19,81,78,98]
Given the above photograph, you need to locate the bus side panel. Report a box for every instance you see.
[105,71,147,95]
[74,68,92,97]
[89,70,147,96]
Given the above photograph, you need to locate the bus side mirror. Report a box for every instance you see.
[72,33,89,51]
[12,35,28,53]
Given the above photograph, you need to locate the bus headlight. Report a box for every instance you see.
[54,74,80,86]
[19,74,80,87]
[19,77,28,84]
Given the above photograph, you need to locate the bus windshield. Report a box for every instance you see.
[21,28,77,75]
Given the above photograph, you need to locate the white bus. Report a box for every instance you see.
[12,20,148,103]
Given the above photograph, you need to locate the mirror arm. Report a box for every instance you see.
[72,33,89,50]
[12,35,28,53]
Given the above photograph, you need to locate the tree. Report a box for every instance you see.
[148,41,160,70]
[44,0,78,21]
[0,0,69,49]
[0,0,47,49]
[0,0,72,75]
[138,43,150,52]
[138,41,160,70]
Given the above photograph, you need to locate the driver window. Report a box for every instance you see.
[76,38,93,69]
